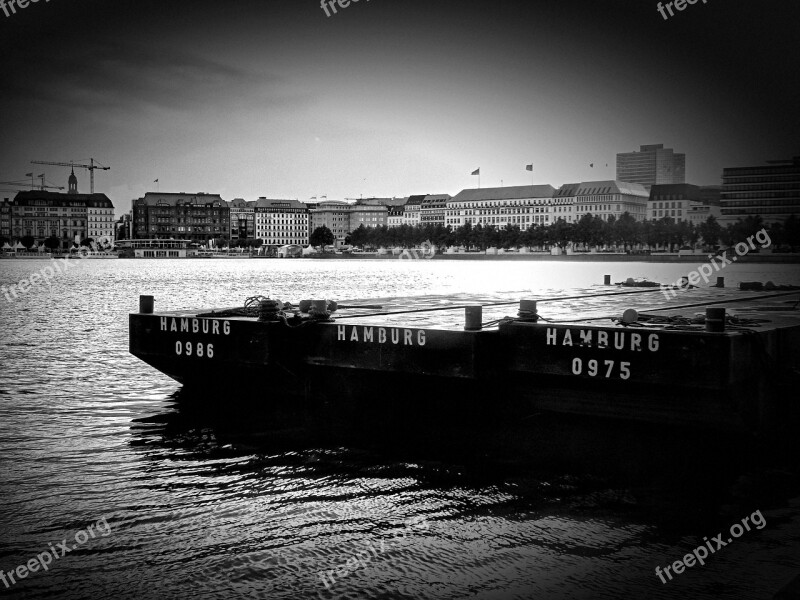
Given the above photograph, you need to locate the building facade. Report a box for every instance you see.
[420,194,450,227]
[648,184,721,224]
[447,185,556,229]
[616,144,686,190]
[1,198,12,240]
[402,196,423,227]
[350,202,388,229]
[720,156,800,225]
[6,190,114,248]
[574,181,650,221]
[132,192,229,243]
[387,204,405,227]
[253,198,309,247]
[229,198,255,242]
[553,183,579,223]
[309,200,352,247]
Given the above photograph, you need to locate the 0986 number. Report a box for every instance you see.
[175,340,214,358]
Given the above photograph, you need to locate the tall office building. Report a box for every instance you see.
[720,156,800,225]
[616,144,685,189]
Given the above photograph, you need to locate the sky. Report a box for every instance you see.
[0,0,798,216]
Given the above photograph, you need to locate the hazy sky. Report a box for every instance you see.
[1,0,798,215]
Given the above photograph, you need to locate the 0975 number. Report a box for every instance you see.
[572,358,630,380]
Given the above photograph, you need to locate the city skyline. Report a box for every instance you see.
[1,0,798,217]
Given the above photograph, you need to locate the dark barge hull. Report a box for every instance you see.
[129,299,800,433]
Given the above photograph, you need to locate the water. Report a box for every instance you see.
[1,258,799,599]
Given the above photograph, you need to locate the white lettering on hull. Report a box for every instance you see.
[545,327,659,352]
[161,317,231,336]
[337,325,426,346]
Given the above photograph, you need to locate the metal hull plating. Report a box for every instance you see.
[130,304,800,433]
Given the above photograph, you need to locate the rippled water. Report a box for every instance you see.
[1,258,799,599]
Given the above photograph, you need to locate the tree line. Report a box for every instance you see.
[341,213,800,252]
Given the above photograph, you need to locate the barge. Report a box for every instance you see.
[129,287,800,434]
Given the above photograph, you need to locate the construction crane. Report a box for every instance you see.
[30,158,110,193]
[0,176,64,192]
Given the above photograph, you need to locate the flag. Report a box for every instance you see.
[25,172,33,177]
[589,163,594,168]
[310,196,317,200]
[321,195,327,199]
[525,165,533,171]
[37,173,44,178]
[154,179,159,183]
[471,168,480,176]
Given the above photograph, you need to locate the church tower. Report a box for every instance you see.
[68,168,78,194]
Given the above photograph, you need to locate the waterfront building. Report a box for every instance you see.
[6,171,114,248]
[132,192,229,243]
[387,204,405,227]
[553,183,579,223]
[229,198,255,242]
[309,200,352,247]
[115,212,133,241]
[0,198,11,240]
[720,156,800,225]
[350,201,388,229]
[575,180,649,221]
[447,185,556,228]
[419,194,450,227]
[648,184,720,224]
[616,144,686,190]
[402,196,423,227]
[253,198,309,247]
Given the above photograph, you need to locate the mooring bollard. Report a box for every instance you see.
[716,276,724,288]
[621,308,639,324]
[465,306,482,331]
[706,307,726,332]
[139,295,154,314]
[604,275,611,286]
[518,299,539,322]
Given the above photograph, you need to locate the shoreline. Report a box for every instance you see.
[307,253,800,264]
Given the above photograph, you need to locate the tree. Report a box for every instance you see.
[44,236,61,250]
[348,224,369,248]
[612,212,638,251]
[783,215,800,251]
[697,216,722,248]
[20,235,35,249]
[80,237,94,247]
[310,225,335,247]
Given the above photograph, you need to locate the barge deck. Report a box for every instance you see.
[129,287,800,434]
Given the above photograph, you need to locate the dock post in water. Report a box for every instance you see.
[139,295,154,314]
[604,275,611,285]
[716,276,725,288]
[464,306,483,331]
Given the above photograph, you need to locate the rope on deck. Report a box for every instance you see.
[559,291,800,324]
[336,287,671,319]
